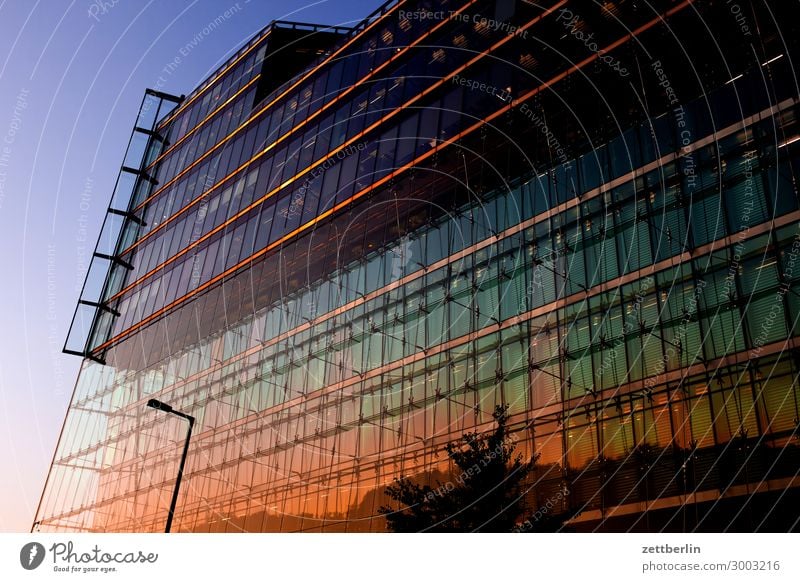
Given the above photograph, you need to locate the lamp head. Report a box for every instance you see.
[147,399,173,413]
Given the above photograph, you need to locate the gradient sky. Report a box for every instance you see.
[0,0,383,533]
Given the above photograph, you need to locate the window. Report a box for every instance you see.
[335,151,359,205]
[395,113,418,167]
[281,136,303,183]
[253,203,276,251]
[374,126,397,181]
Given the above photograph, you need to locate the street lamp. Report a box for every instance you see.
[147,398,195,533]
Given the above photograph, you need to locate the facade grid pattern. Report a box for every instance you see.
[39,0,800,532]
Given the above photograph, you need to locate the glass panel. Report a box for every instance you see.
[82,256,113,303]
[124,130,151,169]
[110,170,139,211]
[137,93,162,130]
[64,303,99,354]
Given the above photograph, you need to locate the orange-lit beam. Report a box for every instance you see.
[125,0,484,254]
[119,0,559,263]
[157,28,275,130]
[94,1,694,354]
[148,75,262,171]
[134,0,412,213]
[148,2,453,173]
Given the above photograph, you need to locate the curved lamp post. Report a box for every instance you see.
[146,399,194,533]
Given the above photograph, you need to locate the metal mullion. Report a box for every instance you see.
[137,0,424,213]
[123,0,559,265]
[103,74,733,352]
[149,75,263,173]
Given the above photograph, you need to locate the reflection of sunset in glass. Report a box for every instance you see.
[12,0,800,534]
[0,0,382,533]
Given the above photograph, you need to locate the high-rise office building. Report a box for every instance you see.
[36,0,800,532]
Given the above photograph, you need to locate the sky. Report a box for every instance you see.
[0,0,383,533]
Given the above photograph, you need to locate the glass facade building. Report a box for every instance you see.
[37,0,800,532]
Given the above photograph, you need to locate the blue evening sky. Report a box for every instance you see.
[0,0,383,533]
